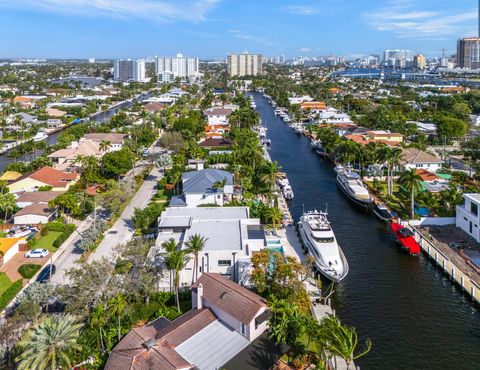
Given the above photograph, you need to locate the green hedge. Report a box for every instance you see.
[18,264,41,279]
[53,224,76,249]
[0,280,23,311]
[41,221,67,236]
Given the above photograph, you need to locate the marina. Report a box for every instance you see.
[250,90,480,370]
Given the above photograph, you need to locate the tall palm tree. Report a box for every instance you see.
[167,249,191,313]
[399,168,423,219]
[0,192,17,222]
[109,294,127,342]
[185,234,208,284]
[322,315,372,369]
[212,177,227,191]
[89,303,109,353]
[160,238,178,292]
[265,206,283,229]
[259,161,281,190]
[99,140,111,153]
[381,147,403,196]
[16,314,82,370]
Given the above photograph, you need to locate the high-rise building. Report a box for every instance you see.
[414,54,426,69]
[383,49,416,61]
[227,52,263,77]
[457,38,480,69]
[155,54,199,79]
[114,59,146,82]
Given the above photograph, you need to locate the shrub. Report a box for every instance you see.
[41,221,66,236]
[18,264,41,279]
[0,279,23,311]
[53,224,76,248]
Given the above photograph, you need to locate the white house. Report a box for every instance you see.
[401,148,443,173]
[13,202,58,225]
[169,169,234,208]
[105,273,268,370]
[152,207,266,289]
[204,107,235,127]
[456,194,480,242]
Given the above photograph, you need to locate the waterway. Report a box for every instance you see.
[250,91,480,370]
[0,91,154,173]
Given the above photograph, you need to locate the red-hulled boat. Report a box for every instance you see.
[390,223,421,255]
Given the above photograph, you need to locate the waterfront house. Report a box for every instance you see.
[345,130,403,146]
[8,167,79,193]
[401,148,443,173]
[300,101,326,111]
[152,207,265,288]
[13,202,58,225]
[45,107,67,117]
[204,107,237,138]
[83,133,127,151]
[16,112,38,124]
[104,273,268,370]
[46,119,63,129]
[456,194,480,242]
[48,140,102,170]
[169,169,234,208]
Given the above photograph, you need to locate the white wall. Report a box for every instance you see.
[405,163,441,173]
[409,217,456,227]
[184,193,224,207]
[456,205,480,242]
[3,242,19,265]
[248,306,269,342]
[14,214,50,225]
[207,115,229,126]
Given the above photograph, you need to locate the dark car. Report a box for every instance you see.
[36,264,56,283]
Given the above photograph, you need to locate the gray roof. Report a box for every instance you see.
[175,320,249,370]
[161,206,249,221]
[182,169,233,194]
[169,195,187,207]
[17,112,37,122]
[185,219,242,251]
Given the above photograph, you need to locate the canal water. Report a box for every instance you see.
[0,92,154,173]
[251,92,480,370]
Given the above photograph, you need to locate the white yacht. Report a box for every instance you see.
[33,131,48,142]
[336,167,373,209]
[282,184,294,200]
[298,211,349,282]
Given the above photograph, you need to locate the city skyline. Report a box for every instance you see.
[0,0,478,59]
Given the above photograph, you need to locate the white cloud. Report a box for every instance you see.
[0,0,219,22]
[299,47,311,52]
[283,5,321,16]
[366,2,477,38]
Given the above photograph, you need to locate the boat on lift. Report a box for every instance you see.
[390,223,421,255]
[283,184,294,200]
[373,204,394,222]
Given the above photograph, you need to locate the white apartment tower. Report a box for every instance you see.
[228,52,263,77]
[114,59,146,82]
[155,53,199,79]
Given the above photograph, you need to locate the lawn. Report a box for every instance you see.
[0,272,12,296]
[30,231,63,252]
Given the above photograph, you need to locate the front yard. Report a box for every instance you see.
[0,272,12,296]
[30,230,63,252]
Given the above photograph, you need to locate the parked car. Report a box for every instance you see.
[37,264,56,283]
[25,249,49,258]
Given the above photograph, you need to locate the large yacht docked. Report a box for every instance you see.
[298,210,349,282]
[335,165,373,209]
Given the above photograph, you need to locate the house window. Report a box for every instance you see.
[471,203,478,216]
[218,260,231,267]
[241,323,246,336]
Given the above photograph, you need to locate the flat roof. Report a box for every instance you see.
[175,320,249,370]
[158,215,192,228]
[185,220,242,251]
[161,206,249,220]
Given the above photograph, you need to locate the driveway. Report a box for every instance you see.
[89,166,162,262]
[0,253,48,281]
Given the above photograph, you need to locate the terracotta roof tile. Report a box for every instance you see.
[15,167,78,188]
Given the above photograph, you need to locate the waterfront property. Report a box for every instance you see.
[401,148,443,172]
[152,207,265,288]
[456,193,480,242]
[169,169,234,208]
[105,273,268,370]
[8,167,79,193]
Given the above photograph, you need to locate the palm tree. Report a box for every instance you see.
[0,193,17,222]
[323,315,372,369]
[259,161,281,190]
[212,177,227,191]
[399,169,423,219]
[185,234,208,284]
[99,140,111,153]
[160,238,178,292]
[16,314,82,370]
[90,303,109,353]
[109,294,127,342]
[265,206,283,229]
[381,147,403,196]
[167,249,191,313]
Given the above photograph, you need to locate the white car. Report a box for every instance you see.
[25,249,49,258]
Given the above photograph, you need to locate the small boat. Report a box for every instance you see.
[33,131,48,142]
[391,223,421,255]
[298,210,349,282]
[283,184,294,200]
[374,204,393,222]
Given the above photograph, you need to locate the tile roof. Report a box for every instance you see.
[402,148,442,165]
[199,138,232,148]
[16,191,64,204]
[0,171,22,181]
[105,309,216,370]
[14,202,54,217]
[193,273,267,324]
[182,169,233,194]
[83,133,128,144]
[416,169,440,182]
[204,108,234,117]
[16,167,78,188]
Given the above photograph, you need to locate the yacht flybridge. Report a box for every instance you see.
[335,166,373,209]
[298,210,349,282]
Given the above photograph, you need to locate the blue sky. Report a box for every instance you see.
[0,0,478,59]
